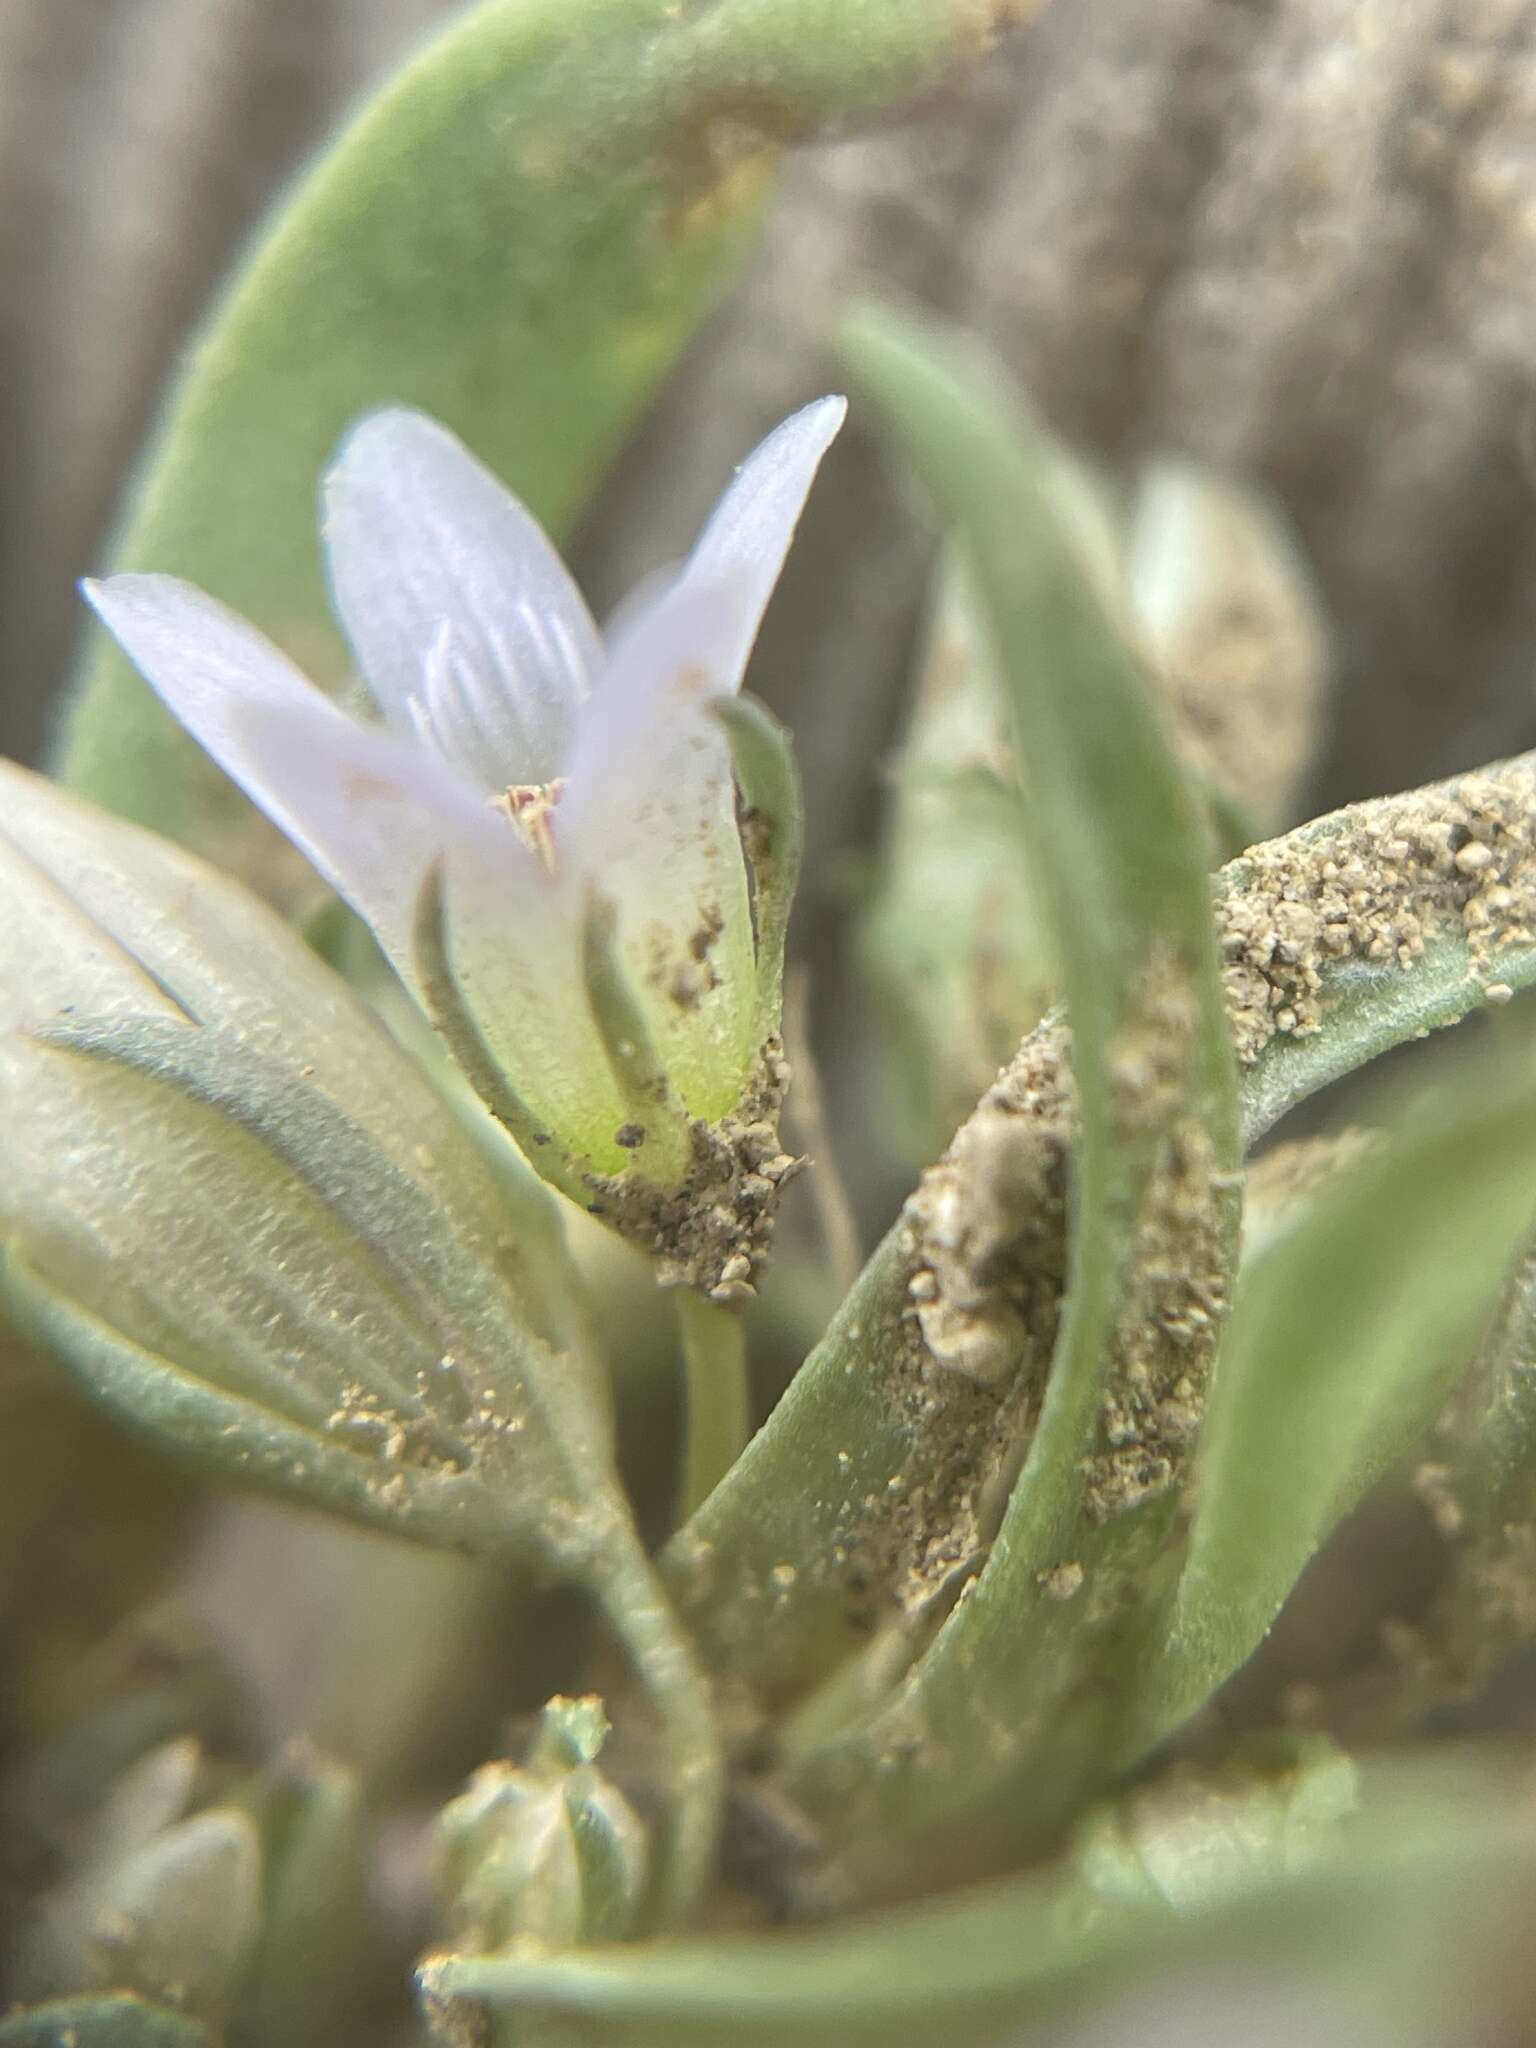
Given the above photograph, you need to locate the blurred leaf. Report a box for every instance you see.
[856,553,1055,1156]
[1312,1220,1536,1739]
[0,1332,197,1693]
[1139,1059,1536,1747]
[55,0,1027,888]
[242,1749,374,2048]
[1074,1735,1358,1912]
[10,1805,261,2027]
[858,444,1321,1165]
[1126,458,1327,838]
[0,2001,212,2048]
[421,1755,1536,2048]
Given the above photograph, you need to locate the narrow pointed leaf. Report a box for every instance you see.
[711,693,804,1038]
[741,305,1240,1883]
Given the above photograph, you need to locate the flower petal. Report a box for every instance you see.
[323,410,602,788]
[560,575,759,1117]
[615,394,847,699]
[83,573,518,974]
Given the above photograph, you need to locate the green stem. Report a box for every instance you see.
[587,1521,725,1932]
[676,1292,751,1524]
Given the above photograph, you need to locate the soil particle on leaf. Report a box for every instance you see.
[1219,756,1536,1066]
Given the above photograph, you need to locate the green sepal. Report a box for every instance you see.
[711,693,805,1042]
[409,860,600,1213]
[581,889,694,1184]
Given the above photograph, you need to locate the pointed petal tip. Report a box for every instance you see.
[81,568,183,615]
[79,569,231,638]
[770,393,848,460]
[808,391,850,431]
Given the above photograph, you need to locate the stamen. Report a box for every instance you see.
[494,777,567,872]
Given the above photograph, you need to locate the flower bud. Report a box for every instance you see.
[432,1696,647,1957]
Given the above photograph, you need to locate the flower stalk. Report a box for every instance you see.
[675,1293,752,1527]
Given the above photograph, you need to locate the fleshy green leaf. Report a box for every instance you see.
[0,760,630,1563]
[2,1014,618,1564]
[0,758,586,1367]
[55,0,1028,887]
[1139,1058,1536,1746]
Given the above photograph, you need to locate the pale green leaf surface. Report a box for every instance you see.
[1,1022,611,1563]
[1142,1061,1536,1746]
[56,0,1023,884]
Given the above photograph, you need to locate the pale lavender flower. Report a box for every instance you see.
[85,399,844,1280]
